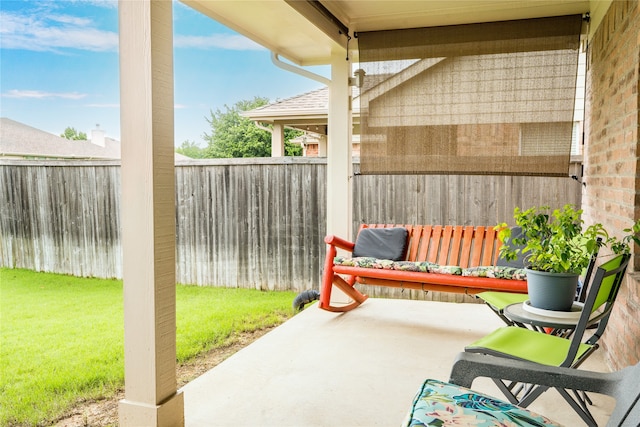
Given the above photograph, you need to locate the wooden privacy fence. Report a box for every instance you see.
[0,158,581,298]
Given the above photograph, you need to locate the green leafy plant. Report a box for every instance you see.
[497,205,619,274]
[609,220,640,255]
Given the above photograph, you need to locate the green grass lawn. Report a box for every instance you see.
[0,268,296,426]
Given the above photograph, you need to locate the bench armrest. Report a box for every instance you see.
[324,235,355,252]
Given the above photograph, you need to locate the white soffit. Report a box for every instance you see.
[180,1,590,66]
[180,0,345,66]
[323,0,590,32]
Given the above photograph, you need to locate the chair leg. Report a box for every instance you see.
[493,378,598,426]
[516,384,548,408]
[479,302,523,327]
[492,378,552,407]
[495,310,516,326]
[491,379,531,405]
[557,387,598,427]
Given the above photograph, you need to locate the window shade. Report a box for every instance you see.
[356,15,583,176]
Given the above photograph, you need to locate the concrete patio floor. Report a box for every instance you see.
[182,298,615,426]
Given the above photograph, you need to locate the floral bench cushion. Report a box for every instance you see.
[403,379,560,427]
[462,266,527,280]
[333,257,527,280]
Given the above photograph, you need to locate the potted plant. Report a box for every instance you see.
[497,204,616,311]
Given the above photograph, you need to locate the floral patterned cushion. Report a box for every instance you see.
[462,266,527,280]
[392,261,435,272]
[429,265,463,275]
[332,256,395,269]
[403,379,561,427]
[332,257,526,280]
[333,257,463,275]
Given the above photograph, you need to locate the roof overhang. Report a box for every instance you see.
[245,109,330,122]
[180,1,593,66]
[181,0,347,66]
[242,105,361,136]
[244,111,334,136]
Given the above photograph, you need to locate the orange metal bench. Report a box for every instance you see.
[319,224,528,312]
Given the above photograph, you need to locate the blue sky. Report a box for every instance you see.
[0,0,328,146]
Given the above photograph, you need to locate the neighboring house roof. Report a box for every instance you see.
[0,118,190,161]
[249,87,329,118]
[242,87,361,135]
[1,118,120,160]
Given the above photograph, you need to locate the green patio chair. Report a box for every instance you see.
[465,253,630,427]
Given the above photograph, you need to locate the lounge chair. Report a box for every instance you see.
[402,352,640,427]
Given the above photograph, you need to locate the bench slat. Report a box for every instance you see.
[482,227,498,266]
[469,226,486,267]
[417,226,432,262]
[449,226,464,266]
[407,225,423,262]
[428,226,443,264]
[438,225,453,265]
[459,226,474,267]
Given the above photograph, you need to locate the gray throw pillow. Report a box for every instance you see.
[352,227,409,261]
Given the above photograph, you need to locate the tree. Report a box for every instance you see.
[284,128,303,156]
[204,97,271,158]
[175,140,207,159]
[60,127,87,140]
[203,97,303,158]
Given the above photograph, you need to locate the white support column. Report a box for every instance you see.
[272,123,285,157]
[327,50,352,237]
[318,135,328,157]
[118,1,184,426]
[327,50,353,304]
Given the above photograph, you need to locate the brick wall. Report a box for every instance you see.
[584,0,640,369]
[304,143,319,157]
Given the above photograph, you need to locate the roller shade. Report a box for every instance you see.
[357,14,583,176]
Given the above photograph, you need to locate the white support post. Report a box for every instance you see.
[327,49,353,304]
[118,1,184,426]
[272,123,285,157]
[327,50,352,238]
[318,135,328,157]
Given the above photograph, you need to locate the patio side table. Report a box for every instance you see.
[503,301,592,336]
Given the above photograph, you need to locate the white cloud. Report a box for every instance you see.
[49,14,93,27]
[1,2,263,54]
[2,89,87,100]
[85,103,120,108]
[71,0,118,9]
[174,34,264,51]
[0,10,118,53]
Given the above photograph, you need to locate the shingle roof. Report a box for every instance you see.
[248,87,329,116]
[243,86,366,124]
[0,118,121,159]
[0,118,191,161]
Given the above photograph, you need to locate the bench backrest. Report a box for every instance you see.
[360,224,502,268]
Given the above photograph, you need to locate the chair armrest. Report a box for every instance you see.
[449,353,620,395]
[324,235,355,252]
